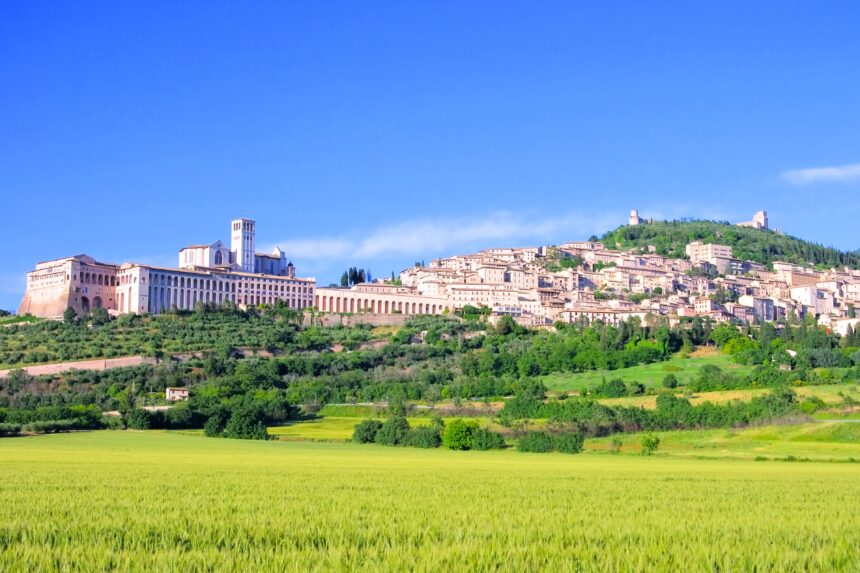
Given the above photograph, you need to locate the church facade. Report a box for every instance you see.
[18,219,315,318]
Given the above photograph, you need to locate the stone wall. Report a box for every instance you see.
[303,313,412,328]
[0,356,157,379]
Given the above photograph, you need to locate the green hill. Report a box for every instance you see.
[600,219,860,269]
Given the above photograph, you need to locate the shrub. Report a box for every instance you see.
[353,419,383,444]
[609,436,623,454]
[404,426,442,448]
[689,364,739,392]
[471,427,505,450]
[662,374,679,389]
[798,396,826,414]
[430,416,445,433]
[554,431,584,454]
[594,378,627,398]
[517,431,555,453]
[23,419,89,433]
[640,434,660,456]
[374,416,410,446]
[442,419,478,450]
[0,422,22,436]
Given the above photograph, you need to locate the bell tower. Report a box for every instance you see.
[231,218,256,272]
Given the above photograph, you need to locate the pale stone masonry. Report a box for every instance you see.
[18,219,315,318]
[737,210,769,230]
[19,209,860,328]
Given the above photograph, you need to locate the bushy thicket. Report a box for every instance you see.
[352,416,504,451]
[0,404,105,427]
[0,404,107,436]
[516,430,584,454]
[502,387,798,437]
[117,384,294,440]
[0,422,21,436]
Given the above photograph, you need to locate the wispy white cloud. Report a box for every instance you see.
[781,162,860,186]
[266,211,621,261]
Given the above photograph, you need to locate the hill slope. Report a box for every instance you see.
[600,219,860,269]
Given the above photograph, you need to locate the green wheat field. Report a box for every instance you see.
[2,431,859,572]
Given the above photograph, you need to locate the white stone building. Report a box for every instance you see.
[18,219,315,318]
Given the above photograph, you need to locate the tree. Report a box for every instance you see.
[662,374,679,389]
[375,416,410,446]
[554,431,584,454]
[517,431,555,453]
[223,405,269,440]
[495,315,518,336]
[125,408,151,430]
[709,323,740,347]
[471,427,505,450]
[91,307,110,326]
[63,307,76,324]
[405,426,442,448]
[442,419,478,450]
[640,434,660,455]
[353,419,383,443]
[204,411,228,437]
[340,272,349,287]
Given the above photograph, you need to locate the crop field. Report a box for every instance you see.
[540,350,755,392]
[2,432,860,571]
[586,422,860,461]
[598,383,859,409]
[270,416,431,441]
[269,416,504,441]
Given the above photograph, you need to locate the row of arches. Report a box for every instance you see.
[148,286,238,314]
[79,296,103,313]
[314,295,444,315]
[150,273,237,293]
[79,272,115,286]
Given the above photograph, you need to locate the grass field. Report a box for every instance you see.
[270,414,860,463]
[587,422,860,461]
[598,383,859,409]
[2,431,860,571]
[814,410,860,421]
[269,416,503,441]
[540,349,756,392]
[270,416,431,441]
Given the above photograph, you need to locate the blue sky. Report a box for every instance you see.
[2,2,860,310]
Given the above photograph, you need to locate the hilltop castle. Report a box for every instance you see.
[18,219,315,318]
[737,210,768,230]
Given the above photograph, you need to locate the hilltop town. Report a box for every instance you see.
[16,210,860,336]
[320,209,860,335]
